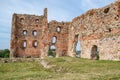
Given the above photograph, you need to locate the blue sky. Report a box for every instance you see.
[0,0,115,50]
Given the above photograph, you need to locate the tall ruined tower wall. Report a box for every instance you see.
[10,9,48,58]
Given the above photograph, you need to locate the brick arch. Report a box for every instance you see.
[91,45,99,60]
[56,26,61,33]
[52,36,57,44]
[33,40,38,48]
[33,30,37,36]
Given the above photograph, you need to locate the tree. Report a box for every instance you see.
[0,49,10,58]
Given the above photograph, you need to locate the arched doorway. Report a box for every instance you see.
[48,45,56,57]
[91,45,99,60]
[48,36,57,57]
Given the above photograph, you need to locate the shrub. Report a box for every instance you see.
[96,53,99,60]
[48,49,56,57]
[0,49,10,58]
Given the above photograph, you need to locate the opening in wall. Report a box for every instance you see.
[23,30,27,36]
[20,18,24,22]
[50,45,56,50]
[104,7,110,13]
[74,35,81,57]
[33,30,37,36]
[57,26,61,32]
[23,40,27,48]
[48,45,56,57]
[91,45,99,60]
[33,40,38,48]
[35,19,39,23]
[52,36,57,44]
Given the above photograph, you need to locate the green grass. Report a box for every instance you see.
[0,57,120,80]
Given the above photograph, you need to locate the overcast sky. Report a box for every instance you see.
[0,0,115,50]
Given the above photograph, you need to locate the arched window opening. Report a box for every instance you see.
[57,26,61,32]
[74,35,79,42]
[52,36,57,44]
[23,30,27,36]
[33,30,37,36]
[33,40,38,48]
[35,19,39,23]
[50,45,56,50]
[91,45,99,60]
[20,18,24,22]
[23,40,27,48]
[104,7,110,13]
[74,35,81,57]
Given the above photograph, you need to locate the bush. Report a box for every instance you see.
[48,49,56,57]
[96,53,99,60]
[0,49,10,58]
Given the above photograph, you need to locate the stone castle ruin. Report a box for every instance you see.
[10,0,120,60]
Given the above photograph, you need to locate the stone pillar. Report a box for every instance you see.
[44,8,47,18]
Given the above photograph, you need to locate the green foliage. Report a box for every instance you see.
[96,53,99,60]
[48,49,56,57]
[0,49,10,58]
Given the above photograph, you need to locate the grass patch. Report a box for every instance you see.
[0,57,120,80]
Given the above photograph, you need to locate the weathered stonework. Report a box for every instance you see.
[10,8,70,58]
[10,1,120,60]
[10,8,48,58]
[68,0,120,60]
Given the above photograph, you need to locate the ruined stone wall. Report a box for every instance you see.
[10,8,48,58]
[10,1,120,60]
[48,21,70,57]
[68,1,120,60]
[10,8,70,58]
